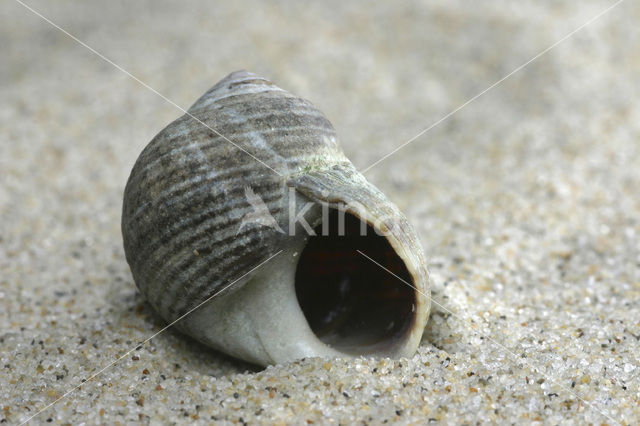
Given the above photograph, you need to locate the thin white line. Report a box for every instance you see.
[13,0,282,176]
[18,250,283,425]
[361,0,625,173]
[356,250,621,425]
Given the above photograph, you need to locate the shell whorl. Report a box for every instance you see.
[122,70,430,366]
[123,71,344,318]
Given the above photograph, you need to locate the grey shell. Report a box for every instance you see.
[121,70,430,366]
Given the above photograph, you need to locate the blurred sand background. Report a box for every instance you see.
[1,0,639,424]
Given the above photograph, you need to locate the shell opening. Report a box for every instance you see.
[295,209,416,355]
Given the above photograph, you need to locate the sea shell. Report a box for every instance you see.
[121,70,430,366]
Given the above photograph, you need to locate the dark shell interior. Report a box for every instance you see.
[295,209,417,355]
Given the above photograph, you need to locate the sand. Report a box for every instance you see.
[1,0,639,424]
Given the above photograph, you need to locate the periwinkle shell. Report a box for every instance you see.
[122,70,430,366]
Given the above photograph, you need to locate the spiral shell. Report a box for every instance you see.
[122,70,430,366]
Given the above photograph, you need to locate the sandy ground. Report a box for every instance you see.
[2,0,639,424]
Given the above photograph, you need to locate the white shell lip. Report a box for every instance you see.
[288,164,430,362]
[342,207,430,358]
